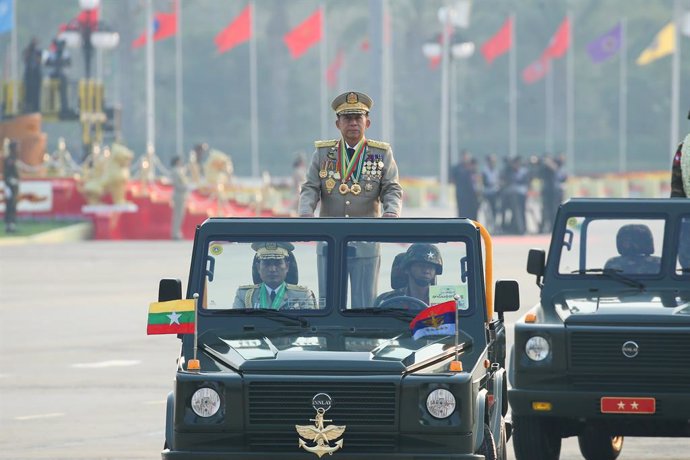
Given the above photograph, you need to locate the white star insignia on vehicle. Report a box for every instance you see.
[167,311,182,325]
[617,401,625,410]
[631,401,639,410]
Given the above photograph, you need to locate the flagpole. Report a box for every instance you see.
[566,11,574,175]
[509,13,517,158]
[10,0,17,114]
[619,18,628,173]
[545,59,553,154]
[319,3,327,140]
[186,292,200,371]
[382,0,392,142]
[146,0,155,152]
[670,0,681,155]
[175,0,184,159]
[439,10,452,210]
[249,1,259,178]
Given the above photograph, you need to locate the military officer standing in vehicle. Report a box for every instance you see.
[671,109,690,198]
[298,91,403,307]
[233,242,316,309]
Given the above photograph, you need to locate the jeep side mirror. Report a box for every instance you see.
[526,249,546,287]
[158,278,182,302]
[494,280,520,317]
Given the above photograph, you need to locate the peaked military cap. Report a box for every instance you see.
[251,242,295,260]
[331,91,373,115]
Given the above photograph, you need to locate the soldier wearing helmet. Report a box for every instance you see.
[375,243,443,306]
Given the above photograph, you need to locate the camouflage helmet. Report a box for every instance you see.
[404,243,443,275]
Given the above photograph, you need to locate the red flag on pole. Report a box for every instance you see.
[543,17,570,60]
[132,10,178,49]
[326,49,345,88]
[522,55,549,84]
[76,8,99,29]
[284,8,322,59]
[480,17,513,64]
[215,4,252,54]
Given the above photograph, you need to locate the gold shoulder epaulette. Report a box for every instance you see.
[238,284,259,289]
[287,284,310,291]
[367,139,390,150]
[315,139,338,148]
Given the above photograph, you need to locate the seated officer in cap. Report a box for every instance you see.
[233,242,317,309]
[375,243,443,307]
[298,91,403,307]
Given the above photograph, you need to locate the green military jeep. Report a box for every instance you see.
[154,217,519,459]
[509,199,690,460]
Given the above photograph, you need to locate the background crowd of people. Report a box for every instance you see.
[451,150,568,235]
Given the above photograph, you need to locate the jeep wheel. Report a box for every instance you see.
[577,429,623,460]
[477,423,497,460]
[512,416,561,460]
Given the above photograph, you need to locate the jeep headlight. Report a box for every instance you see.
[191,388,221,417]
[426,389,456,419]
[525,336,550,361]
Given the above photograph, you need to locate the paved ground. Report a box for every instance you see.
[0,222,688,459]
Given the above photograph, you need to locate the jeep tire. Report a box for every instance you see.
[577,428,623,460]
[512,416,561,460]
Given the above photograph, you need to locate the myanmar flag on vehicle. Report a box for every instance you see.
[147,299,195,335]
[409,300,456,340]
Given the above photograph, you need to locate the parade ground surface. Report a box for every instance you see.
[1,214,689,459]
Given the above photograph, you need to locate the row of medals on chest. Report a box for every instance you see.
[320,158,384,195]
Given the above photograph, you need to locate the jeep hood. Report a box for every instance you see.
[198,329,470,373]
[555,289,690,324]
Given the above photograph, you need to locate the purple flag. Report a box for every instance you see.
[587,23,622,63]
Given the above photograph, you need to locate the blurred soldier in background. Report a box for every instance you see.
[170,156,189,240]
[22,38,42,114]
[480,153,501,231]
[451,149,479,220]
[671,109,689,198]
[299,91,402,307]
[3,140,20,233]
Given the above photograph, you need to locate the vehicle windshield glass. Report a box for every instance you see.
[558,217,665,276]
[343,240,472,311]
[202,240,325,310]
[676,216,690,276]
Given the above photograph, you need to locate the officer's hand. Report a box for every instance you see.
[382,212,397,218]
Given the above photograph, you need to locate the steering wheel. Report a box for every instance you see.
[377,295,429,312]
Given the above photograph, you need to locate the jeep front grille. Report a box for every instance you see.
[569,331,690,371]
[248,381,397,426]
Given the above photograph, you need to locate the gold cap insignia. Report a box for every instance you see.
[346,92,358,104]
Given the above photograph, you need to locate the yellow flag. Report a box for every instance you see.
[636,22,676,65]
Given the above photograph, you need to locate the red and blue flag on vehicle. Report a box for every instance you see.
[409,300,456,340]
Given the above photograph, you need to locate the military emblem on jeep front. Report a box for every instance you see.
[295,393,346,457]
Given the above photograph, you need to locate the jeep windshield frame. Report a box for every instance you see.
[540,199,690,306]
[183,217,490,352]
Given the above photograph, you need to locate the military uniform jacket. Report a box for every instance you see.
[298,139,403,217]
[232,283,317,309]
[671,133,690,198]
